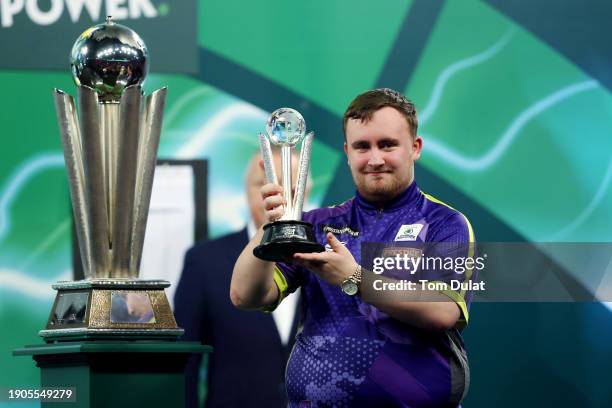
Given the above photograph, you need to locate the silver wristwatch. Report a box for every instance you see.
[341,264,362,296]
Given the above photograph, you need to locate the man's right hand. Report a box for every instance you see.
[261,183,287,223]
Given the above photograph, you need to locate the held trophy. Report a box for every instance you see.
[253,108,324,262]
[39,17,182,341]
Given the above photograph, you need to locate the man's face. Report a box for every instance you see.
[344,106,422,204]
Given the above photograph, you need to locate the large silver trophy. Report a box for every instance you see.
[40,17,182,341]
[253,108,324,262]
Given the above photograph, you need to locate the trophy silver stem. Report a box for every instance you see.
[129,87,167,275]
[78,86,110,278]
[258,132,278,185]
[292,131,313,220]
[281,146,293,220]
[111,85,143,278]
[100,102,120,248]
[54,90,93,278]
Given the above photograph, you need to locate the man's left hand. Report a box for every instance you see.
[293,232,357,287]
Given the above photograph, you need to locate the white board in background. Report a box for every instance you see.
[140,164,195,309]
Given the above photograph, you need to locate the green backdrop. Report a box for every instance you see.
[2,1,612,406]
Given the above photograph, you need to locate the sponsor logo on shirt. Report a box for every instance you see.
[322,224,360,237]
[394,224,423,241]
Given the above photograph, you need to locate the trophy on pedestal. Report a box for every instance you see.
[40,17,182,341]
[253,108,324,262]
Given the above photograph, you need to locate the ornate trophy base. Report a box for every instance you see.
[253,220,324,262]
[39,279,183,342]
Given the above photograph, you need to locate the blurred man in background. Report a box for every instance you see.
[174,151,302,408]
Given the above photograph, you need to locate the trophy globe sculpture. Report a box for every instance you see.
[253,108,324,262]
[40,17,182,341]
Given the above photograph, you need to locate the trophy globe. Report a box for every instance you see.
[71,16,148,101]
[266,108,305,146]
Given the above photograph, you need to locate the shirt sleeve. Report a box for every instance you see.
[426,211,476,329]
[260,261,306,312]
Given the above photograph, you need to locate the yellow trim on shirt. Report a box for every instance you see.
[422,192,475,327]
[260,265,289,313]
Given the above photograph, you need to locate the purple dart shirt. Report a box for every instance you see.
[272,181,474,407]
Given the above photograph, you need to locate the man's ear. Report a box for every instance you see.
[344,142,350,164]
[413,136,423,160]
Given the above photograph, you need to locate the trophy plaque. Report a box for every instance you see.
[40,17,182,341]
[253,108,324,262]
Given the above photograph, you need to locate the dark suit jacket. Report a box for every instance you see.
[174,228,299,408]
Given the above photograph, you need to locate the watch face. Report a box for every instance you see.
[342,280,358,296]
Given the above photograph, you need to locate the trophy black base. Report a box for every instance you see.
[253,220,325,262]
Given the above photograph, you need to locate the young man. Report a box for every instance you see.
[231,88,474,407]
